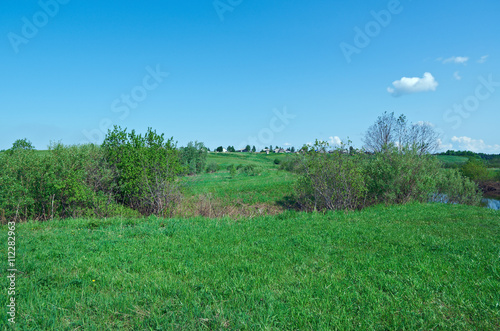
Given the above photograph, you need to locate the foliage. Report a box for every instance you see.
[364,146,442,205]
[239,164,262,176]
[273,158,281,165]
[0,143,138,222]
[180,141,207,175]
[102,126,183,216]
[8,138,35,152]
[205,161,219,173]
[460,158,489,181]
[294,141,367,211]
[434,168,482,205]
[227,164,236,177]
[216,146,224,153]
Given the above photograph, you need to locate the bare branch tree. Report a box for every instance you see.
[364,112,440,155]
[363,111,397,153]
[408,122,440,155]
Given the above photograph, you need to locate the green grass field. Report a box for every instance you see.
[436,155,469,166]
[2,203,499,329]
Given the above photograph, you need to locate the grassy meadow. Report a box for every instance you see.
[1,203,499,329]
[1,151,500,329]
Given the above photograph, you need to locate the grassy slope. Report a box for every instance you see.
[2,204,499,330]
[182,153,296,206]
[436,155,469,166]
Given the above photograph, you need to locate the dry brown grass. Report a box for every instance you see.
[173,193,284,219]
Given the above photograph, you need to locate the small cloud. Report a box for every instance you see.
[387,72,438,97]
[453,71,462,80]
[284,142,291,146]
[443,56,469,64]
[478,55,489,63]
[328,136,342,146]
[451,136,500,153]
[437,139,453,151]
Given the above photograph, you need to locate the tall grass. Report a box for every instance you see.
[1,203,499,329]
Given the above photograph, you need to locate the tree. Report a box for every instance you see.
[227,146,235,152]
[180,141,207,175]
[363,112,440,155]
[216,146,223,153]
[245,145,251,152]
[252,145,256,153]
[363,111,397,153]
[291,146,295,153]
[10,138,35,151]
[407,122,440,155]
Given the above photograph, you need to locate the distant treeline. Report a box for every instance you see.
[437,150,500,161]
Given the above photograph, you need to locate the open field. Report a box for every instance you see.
[436,155,469,166]
[2,203,499,329]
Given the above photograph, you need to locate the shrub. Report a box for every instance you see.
[279,156,302,173]
[460,158,489,181]
[239,164,261,176]
[274,158,281,165]
[0,143,139,222]
[227,164,236,177]
[206,162,219,173]
[102,126,183,216]
[434,168,482,206]
[363,147,442,205]
[180,141,207,175]
[294,141,367,211]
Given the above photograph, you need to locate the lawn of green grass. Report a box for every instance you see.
[2,203,499,329]
[182,153,297,206]
[436,155,469,166]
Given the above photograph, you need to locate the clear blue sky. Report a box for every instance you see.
[1,0,499,152]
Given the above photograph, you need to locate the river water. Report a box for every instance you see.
[482,198,500,211]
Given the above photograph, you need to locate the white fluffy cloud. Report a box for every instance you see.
[453,71,461,80]
[451,136,500,153]
[443,56,469,64]
[387,72,438,97]
[329,136,342,146]
[478,55,489,63]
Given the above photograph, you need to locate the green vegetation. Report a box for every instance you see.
[180,141,208,175]
[2,204,499,329]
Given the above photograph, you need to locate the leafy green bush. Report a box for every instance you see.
[239,164,262,176]
[292,143,482,212]
[460,158,489,181]
[0,143,139,222]
[227,164,236,177]
[434,168,482,206]
[274,158,281,165]
[279,156,302,173]
[102,126,183,216]
[363,147,442,205]
[206,162,219,173]
[180,141,207,175]
[294,141,367,211]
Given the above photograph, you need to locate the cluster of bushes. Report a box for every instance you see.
[180,141,207,175]
[225,164,262,177]
[0,128,184,222]
[291,141,482,212]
